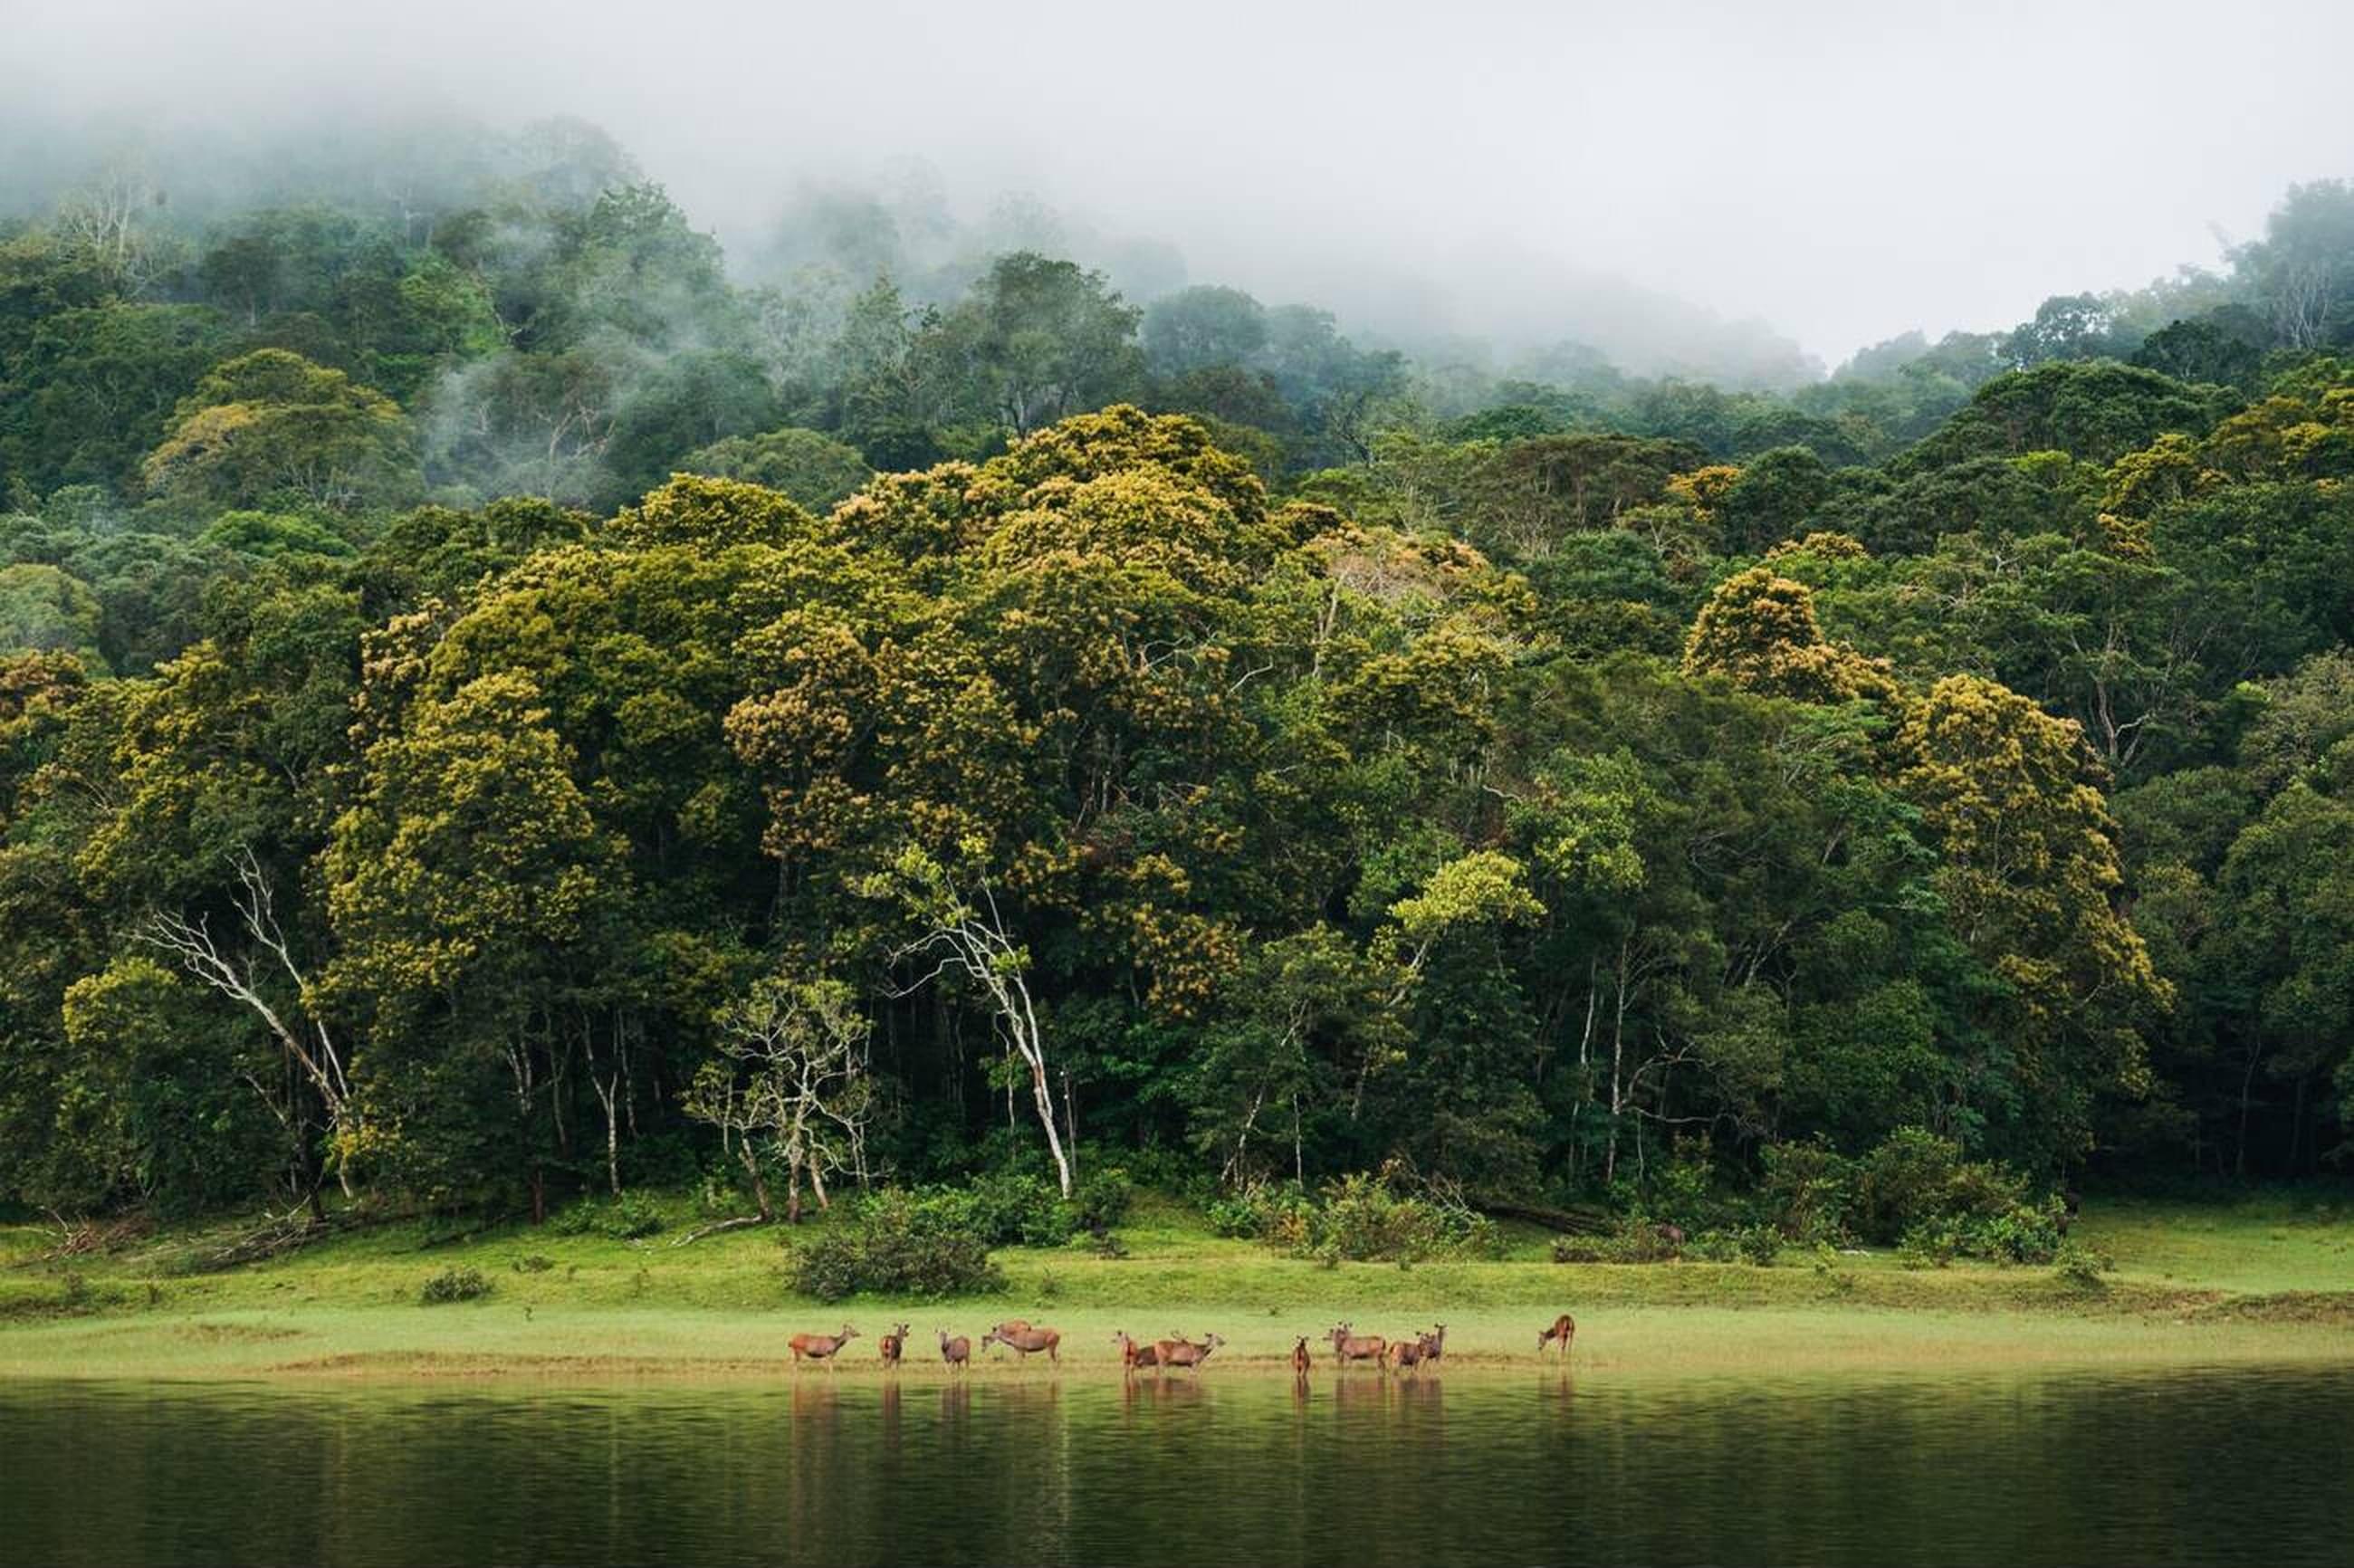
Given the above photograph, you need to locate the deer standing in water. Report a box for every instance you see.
[1113,1331,1160,1371]
[789,1324,858,1367]
[1538,1313,1576,1358]
[877,1323,911,1366]
[1388,1336,1427,1374]
[1419,1324,1447,1365]
[1161,1333,1225,1373]
[1327,1323,1386,1367]
[981,1322,1062,1363]
[937,1330,971,1369]
[1290,1336,1312,1377]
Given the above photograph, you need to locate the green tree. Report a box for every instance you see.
[143,349,420,512]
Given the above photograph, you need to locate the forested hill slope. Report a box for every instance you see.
[5,133,2354,1226]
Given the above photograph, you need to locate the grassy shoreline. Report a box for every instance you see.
[5,1192,2349,1382]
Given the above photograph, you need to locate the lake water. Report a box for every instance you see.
[1,1365,2347,1566]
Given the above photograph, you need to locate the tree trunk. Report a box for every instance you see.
[739,1143,773,1223]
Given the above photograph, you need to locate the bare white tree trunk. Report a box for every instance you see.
[892,872,1074,1197]
[137,850,354,1196]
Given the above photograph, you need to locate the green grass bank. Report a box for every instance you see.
[4,1191,2349,1382]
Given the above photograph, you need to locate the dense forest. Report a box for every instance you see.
[5,115,2354,1228]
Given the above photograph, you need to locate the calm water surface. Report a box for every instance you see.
[1,1365,2347,1566]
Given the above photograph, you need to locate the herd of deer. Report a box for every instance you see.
[784,1312,1578,1372]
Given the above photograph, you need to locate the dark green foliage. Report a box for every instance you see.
[549,1193,665,1240]
[1898,361,2233,471]
[786,1190,1006,1300]
[4,138,2354,1229]
[1214,1175,1499,1263]
[420,1267,491,1304]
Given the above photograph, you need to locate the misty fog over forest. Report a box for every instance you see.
[12,0,2354,378]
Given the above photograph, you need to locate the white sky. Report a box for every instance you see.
[12,0,2354,364]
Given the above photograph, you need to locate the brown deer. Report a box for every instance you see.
[1290,1336,1312,1377]
[981,1322,1061,1363]
[1328,1323,1386,1367]
[1113,1331,1160,1371]
[877,1323,911,1365]
[1419,1323,1447,1364]
[937,1330,971,1369]
[788,1324,858,1366]
[1161,1333,1225,1373]
[1387,1336,1427,1373]
[1537,1313,1576,1358]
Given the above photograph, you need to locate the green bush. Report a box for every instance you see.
[1733,1225,1783,1267]
[549,1191,665,1239]
[1206,1174,1497,1262]
[1757,1140,1853,1246]
[1897,1200,2064,1268]
[1070,1166,1134,1233]
[421,1267,491,1305]
[786,1190,1005,1301]
[953,1171,1073,1247]
[1852,1127,2030,1245]
[1306,1174,1501,1262]
[2053,1241,2115,1290]
[1972,1201,2066,1265]
[1551,1218,1685,1265]
[1205,1181,1311,1240]
[1897,1221,1960,1269]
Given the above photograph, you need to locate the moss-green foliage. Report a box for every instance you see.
[419,1267,491,1305]
[549,1194,665,1241]
[1210,1174,1499,1264]
[6,151,2354,1227]
[786,1190,1006,1301]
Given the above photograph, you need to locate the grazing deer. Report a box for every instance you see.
[1419,1324,1447,1364]
[1328,1323,1386,1367]
[1538,1313,1576,1358]
[981,1322,1061,1363]
[1290,1336,1312,1377]
[937,1330,971,1369]
[789,1324,858,1366]
[1113,1331,1160,1371]
[1162,1333,1225,1373]
[877,1323,911,1365]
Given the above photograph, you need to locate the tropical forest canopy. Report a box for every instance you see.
[6,116,2354,1223]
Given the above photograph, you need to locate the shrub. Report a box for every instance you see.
[1299,1174,1499,1263]
[1758,1140,1854,1246]
[2053,1242,2115,1291]
[954,1171,1073,1248]
[421,1267,491,1305]
[511,1254,555,1274]
[1552,1217,1687,1264]
[1734,1225,1783,1267]
[1897,1221,1960,1269]
[786,1190,1005,1301]
[1070,1166,1134,1233]
[1897,1200,2064,1268]
[1851,1128,2035,1245]
[1205,1181,1312,1240]
[1972,1200,2065,1266]
[1211,1174,1496,1262]
[549,1191,665,1239]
